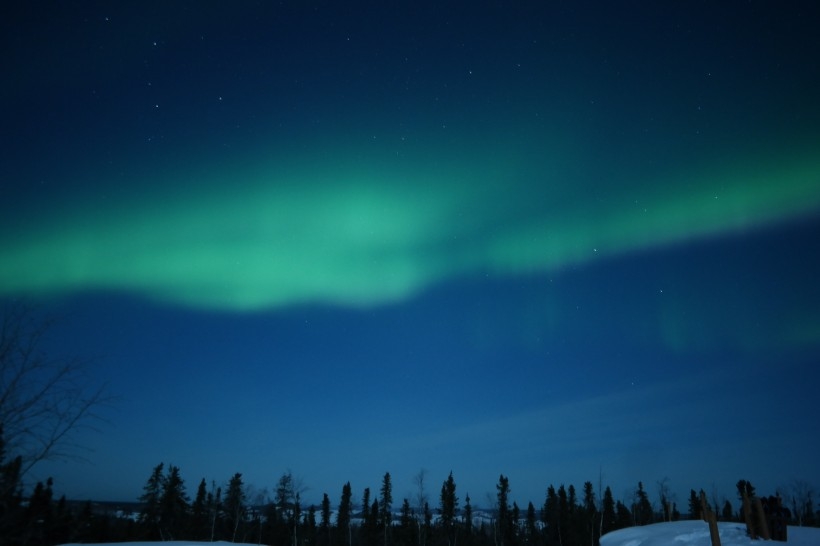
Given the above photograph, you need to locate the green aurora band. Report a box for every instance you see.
[1,147,819,311]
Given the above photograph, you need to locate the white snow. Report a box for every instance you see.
[600,520,820,546]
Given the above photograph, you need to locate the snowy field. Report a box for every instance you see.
[600,520,820,546]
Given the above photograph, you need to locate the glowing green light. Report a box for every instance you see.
[1,147,819,311]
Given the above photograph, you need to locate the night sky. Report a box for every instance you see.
[2,3,819,509]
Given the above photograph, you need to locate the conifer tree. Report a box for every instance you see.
[24,477,54,544]
[361,487,376,546]
[422,501,432,546]
[362,487,371,522]
[304,503,317,546]
[524,502,537,545]
[721,499,735,521]
[542,485,559,546]
[191,478,209,539]
[601,487,616,536]
[209,482,222,542]
[557,485,570,546]
[293,493,303,546]
[615,501,631,530]
[371,499,379,524]
[277,472,296,513]
[0,425,24,542]
[439,471,459,546]
[138,462,165,539]
[337,482,353,546]
[463,494,473,541]
[581,481,597,546]
[51,494,73,545]
[320,492,332,546]
[400,498,413,526]
[224,472,247,542]
[496,475,515,546]
[159,464,189,539]
[397,498,416,546]
[688,490,700,520]
[633,482,652,526]
[380,472,393,546]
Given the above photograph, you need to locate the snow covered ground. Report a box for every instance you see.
[600,520,820,546]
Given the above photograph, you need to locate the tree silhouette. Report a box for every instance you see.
[0,304,109,476]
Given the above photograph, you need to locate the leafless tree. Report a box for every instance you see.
[657,477,671,521]
[0,303,109,476]
[413,468,428,516]
[785,479,814,526]
[412,469,429,546]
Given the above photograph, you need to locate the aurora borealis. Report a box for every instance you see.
[3,145,820,311]
[2,3,819,506]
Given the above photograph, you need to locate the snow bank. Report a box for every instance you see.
[600,520,820,546]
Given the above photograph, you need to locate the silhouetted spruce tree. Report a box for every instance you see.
[294,493,304,546]
[397,498,415,546]
[801,493,815,526]
[260,501,279,545]
[566,484,580,546]
[581,481,597,546]
[138,462,165,539]
[615,501,631,530]
[159,464,189,539]
[0,425,24,543]
[601,486,616,536]
[688,490,700,520]
[381,472,393,546]
[512,502,521,546]
[224,472,247,542]
[337,482,353,546]
[496,475,515,546]
[633,482,652,526]
[463,493,473,545]
[23,477,54,545]
[364,500,379,546]
[208,482,222,541]
[190,478,209,539]
[542,485,559,546]
[277,472,296,510]
[439,471,459,546]
[305,503,317,546]
[320,492,332,546]
[721,500,733,522]
[50,494,73,545]
[524,502,538,546]
[361,487,371,541]
[557,485,571,546]
[423,501,433,546]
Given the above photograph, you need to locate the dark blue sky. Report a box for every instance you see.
[2,2,819,509]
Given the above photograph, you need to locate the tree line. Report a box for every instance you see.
[3,451,818,546]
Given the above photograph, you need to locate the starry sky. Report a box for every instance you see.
[2,2,819,509]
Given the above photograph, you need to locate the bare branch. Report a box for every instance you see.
[0,302,112,475]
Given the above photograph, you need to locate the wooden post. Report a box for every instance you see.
[742,490,756,539]
[754,497,770,540]
[700,491,721,546]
